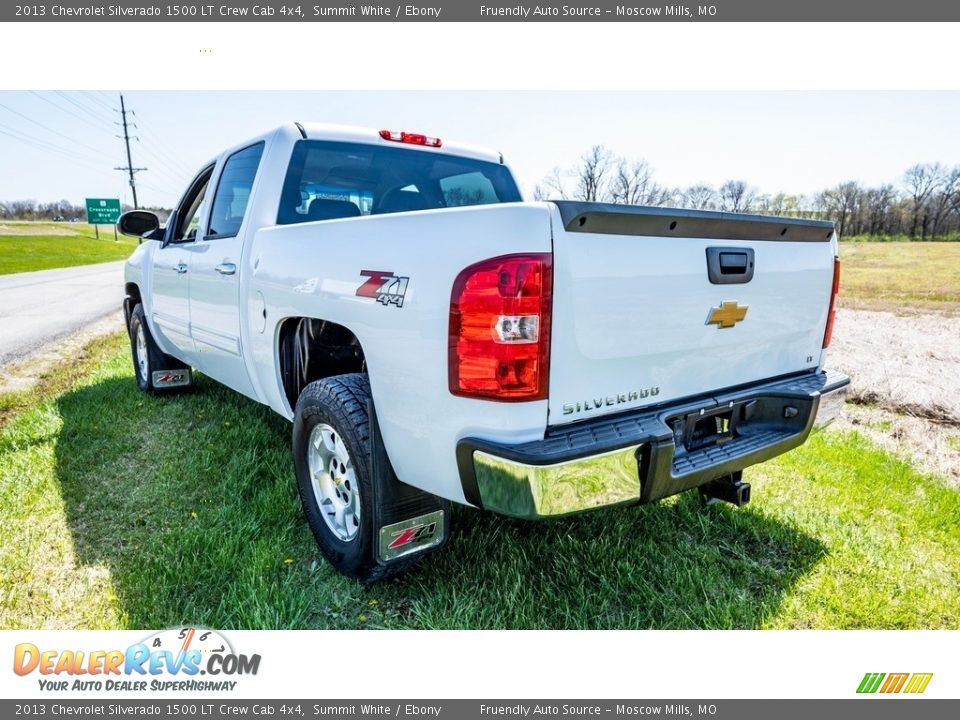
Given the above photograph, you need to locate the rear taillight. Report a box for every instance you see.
[823,257,840,348]
[379,129,442,148]
[449,254,552,401]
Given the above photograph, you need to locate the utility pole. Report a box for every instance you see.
[114,94,146,208]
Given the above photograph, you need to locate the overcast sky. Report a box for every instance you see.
[1,91,958,209]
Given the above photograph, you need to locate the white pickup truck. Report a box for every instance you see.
[120,122,848,581]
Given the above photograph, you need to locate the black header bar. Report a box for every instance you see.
[5,1,960,22]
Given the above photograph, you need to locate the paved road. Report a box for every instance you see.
[0,261,125,366]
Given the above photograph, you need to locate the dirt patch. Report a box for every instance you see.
[830,308,960,425]
[834,404,960,486]
[0,312,125,394]
[829,307,960,483]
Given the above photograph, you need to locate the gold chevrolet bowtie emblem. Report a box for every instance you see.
[706,301,748,329]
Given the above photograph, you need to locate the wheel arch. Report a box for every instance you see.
[275,316,368,414]
[123,282,143,328]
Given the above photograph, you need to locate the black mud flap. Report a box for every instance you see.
[368,401,450,567]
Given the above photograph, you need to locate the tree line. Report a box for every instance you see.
[4,153,960,239]
[0,200,169,223]
[534,146,960,239]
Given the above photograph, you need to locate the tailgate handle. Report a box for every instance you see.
[706,247,754,285]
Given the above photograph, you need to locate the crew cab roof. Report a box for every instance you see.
[294,122,504,165]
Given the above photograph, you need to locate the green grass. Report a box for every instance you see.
[0,222,136,274]
[839,241,960,313]
[1,334,958,630]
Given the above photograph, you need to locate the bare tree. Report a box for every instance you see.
[929,166,960,236]
[755,192,805,217]
[682,184,715,210]
[818,182,864,236]
[904,163,944,238]
[718,180,756,213]
[609,159,671,206]
[864,184,897,235]
[575,145,615,202]
[536,167,569,200]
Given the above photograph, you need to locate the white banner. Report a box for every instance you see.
[2,630,956,699]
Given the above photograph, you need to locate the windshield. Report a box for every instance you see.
[277,140,521,224]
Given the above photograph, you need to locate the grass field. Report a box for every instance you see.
[0,222,136,275]
[843,234,960,243]
[1,334,957,630]
[838,241,960,313]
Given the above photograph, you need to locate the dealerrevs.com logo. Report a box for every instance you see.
[13,627,260,693]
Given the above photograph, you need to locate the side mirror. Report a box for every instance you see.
[118,210,162,240]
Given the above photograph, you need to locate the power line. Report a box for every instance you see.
[0,100,110,155]
[0,127,122,181]
[81,92,116,114]
[55,91,115,125]
[94,90,117,106]
[28,91,115,136]
[0,118,110,166]
[134,138,190,185]
[132,116,195,176]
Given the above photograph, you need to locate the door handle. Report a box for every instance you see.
[215,263,237,276]
[174,262,188,274]
[706,247,754,285]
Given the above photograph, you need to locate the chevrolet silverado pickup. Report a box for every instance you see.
[120,122,849,581]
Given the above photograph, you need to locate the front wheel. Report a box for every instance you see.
[127,304,191,393]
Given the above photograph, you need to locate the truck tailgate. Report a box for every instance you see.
[547,202,837,427]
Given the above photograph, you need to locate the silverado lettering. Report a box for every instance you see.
[561,387,661,415]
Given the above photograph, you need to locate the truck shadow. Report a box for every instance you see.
[53,375,825,630]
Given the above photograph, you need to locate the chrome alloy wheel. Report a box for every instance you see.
[135,323,148,381]
[307,423,361,542]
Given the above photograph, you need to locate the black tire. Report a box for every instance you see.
[128,304,190,393]
[292,373,427,582]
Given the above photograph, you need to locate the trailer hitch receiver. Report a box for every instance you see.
[699,472,751,507]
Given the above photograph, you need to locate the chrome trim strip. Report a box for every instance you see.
[814,384,848,428]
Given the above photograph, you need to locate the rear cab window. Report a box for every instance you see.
[277,140,521,225]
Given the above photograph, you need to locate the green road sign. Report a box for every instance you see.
[85,198,122,225]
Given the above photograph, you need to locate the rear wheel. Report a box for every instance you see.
[307,421,363,543]
[292,373,447,582]
[127,304,192,393]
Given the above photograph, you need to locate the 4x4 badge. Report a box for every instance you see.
[356,270,409,308]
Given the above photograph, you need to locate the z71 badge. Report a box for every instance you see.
[356,270,409,308]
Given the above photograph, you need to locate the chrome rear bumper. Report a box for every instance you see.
[457,370,850,519]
